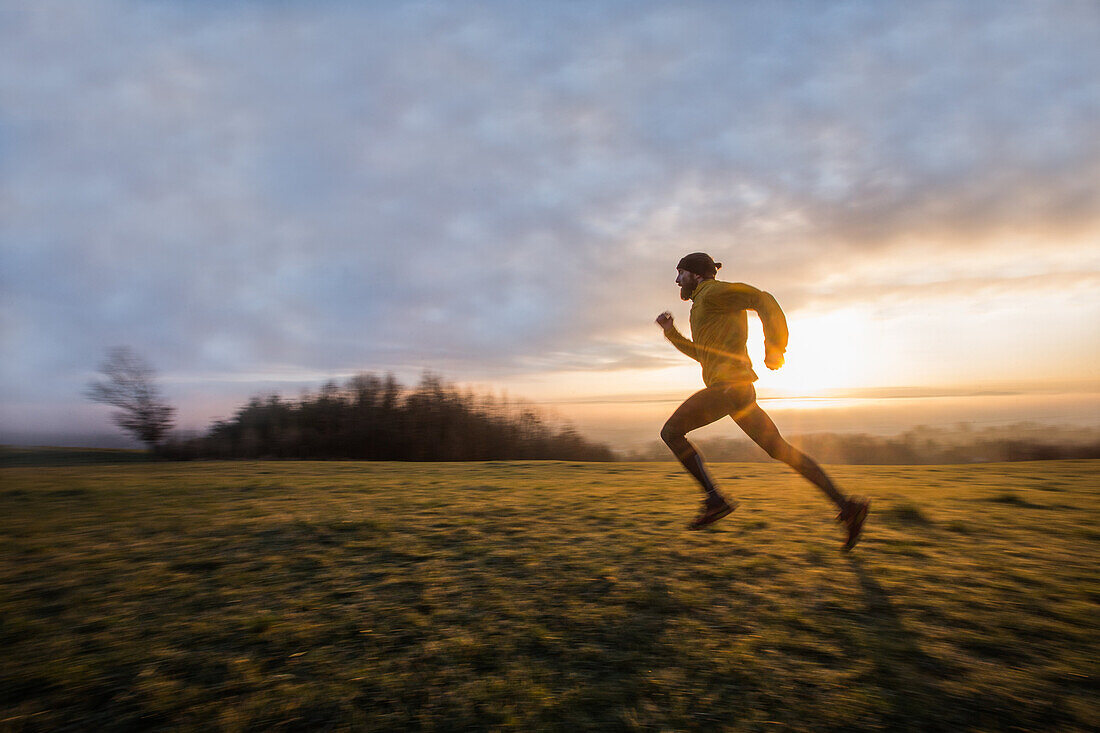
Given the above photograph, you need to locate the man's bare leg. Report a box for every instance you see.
[734,401,870,549]
[663,383,869,545]
[661,386,745,501]
[732,402,847,509]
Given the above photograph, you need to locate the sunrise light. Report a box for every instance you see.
[752,309,879,397]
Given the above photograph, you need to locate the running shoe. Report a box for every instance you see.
[688,497,736,530]
[837,497,871,551]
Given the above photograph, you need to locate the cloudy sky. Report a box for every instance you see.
[2,0,1099,447]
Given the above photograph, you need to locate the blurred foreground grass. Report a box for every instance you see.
[1,459,1097,731]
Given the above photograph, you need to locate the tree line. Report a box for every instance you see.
[87,348,1097,464]
[159,372,615,462]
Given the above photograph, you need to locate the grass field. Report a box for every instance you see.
[1,458,1097,731]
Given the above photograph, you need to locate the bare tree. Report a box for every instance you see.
[86,346,176,449]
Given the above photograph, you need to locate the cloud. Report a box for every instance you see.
[1,0,1098,433]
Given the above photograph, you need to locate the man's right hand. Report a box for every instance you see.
[655,311,674,332]
[765,345,785,370]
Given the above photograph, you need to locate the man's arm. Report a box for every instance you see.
[755,289,788,370]
[708,282,789,369]
[656,311,699,362]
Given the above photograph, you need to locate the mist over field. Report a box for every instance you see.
[8,369,1098,465]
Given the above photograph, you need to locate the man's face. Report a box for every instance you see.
[676,268,702,300]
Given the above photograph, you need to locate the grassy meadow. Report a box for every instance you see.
[1,457,1097,731]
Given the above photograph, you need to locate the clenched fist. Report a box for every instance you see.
[765,344,785,370]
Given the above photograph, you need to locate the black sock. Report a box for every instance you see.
[681,448,721,503]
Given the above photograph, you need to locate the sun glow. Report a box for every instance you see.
[753,309,879,397]
[488,308,885,410]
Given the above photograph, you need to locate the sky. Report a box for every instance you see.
[2,0,1099,449]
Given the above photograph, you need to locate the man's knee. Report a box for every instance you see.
[660,421,684,447]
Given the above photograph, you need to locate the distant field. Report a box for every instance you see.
[1,459,1097,731]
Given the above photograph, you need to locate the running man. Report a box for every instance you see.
[656,252,870,550]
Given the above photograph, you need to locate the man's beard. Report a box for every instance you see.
[680,284,694,301]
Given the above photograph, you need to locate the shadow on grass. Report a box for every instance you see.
[846,557,1063,732]
[847,557,972,731]
[986,492,1046,509]
[880,502,933,527]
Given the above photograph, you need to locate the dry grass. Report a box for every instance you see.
[1,459,1097,731]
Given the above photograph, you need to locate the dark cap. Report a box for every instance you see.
[676,252,722,278]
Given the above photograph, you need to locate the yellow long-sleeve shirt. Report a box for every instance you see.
[664,279,789,386]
